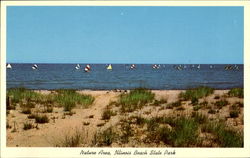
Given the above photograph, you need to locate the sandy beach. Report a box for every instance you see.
[6,89,244,147]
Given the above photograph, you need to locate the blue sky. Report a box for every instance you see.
[7,6,243,64]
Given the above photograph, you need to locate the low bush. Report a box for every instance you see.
[208,109,216,114]
[102,109,116,120]
[35,115,49,124]
[171,101,182,107]
[215,100,229,109]
[119,88,155,112]
[54,89,94,111]
[230,110,239,118]
[21,108,31,114]
[96,127,116,146]
[23,122,33,130]
[179,86,214,101]
[202,122,243,147]
[228,88,243,98]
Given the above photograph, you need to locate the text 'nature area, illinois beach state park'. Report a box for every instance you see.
[6,6,243,147]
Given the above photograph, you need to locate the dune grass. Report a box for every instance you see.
[179,86,214,101]
[7,88,95,113]
[202,122,243,147]
[228,88,244,98]
[35,114,49,124]
[119,88,155,112]
[54,89,94,111]
[7,88,42,104]
[102,108,116,120]
[23,122,33,130]
[215,100,229,109]
[95,127,116,146]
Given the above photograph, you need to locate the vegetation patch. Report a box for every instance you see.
[179,86,214,101]
[208,109,216,114]
[54,89,94,111]
[23,122,33,130]
[228,88,243,98]
[119,88,155,112]
[230,110,239,118]
[202,122,243,147]
[102,109,116,120]
[215,100,229,109]
[7,88,42,104]
[171,101,182,107]
[152,99,167,106]
[193,105,201,111]
[95,127,116,146]
[21,108,32,114]
[35,114,49,124]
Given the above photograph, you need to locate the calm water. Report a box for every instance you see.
[7,64,243,90]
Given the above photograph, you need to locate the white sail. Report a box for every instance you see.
[7,64,12,69]
[107,64,112,70]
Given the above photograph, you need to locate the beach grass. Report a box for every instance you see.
[95,127,116,146]
[102,108,116,120]
[7,88,95,113]
[35,114,49,124]
[7,88,42,104]
[215,100,229,109]
[54,89,94,111]
[179,86,214,101]
[119,88,155,112]
[202,122,243,147]
[23,122,33,130]
[228,88,244,98]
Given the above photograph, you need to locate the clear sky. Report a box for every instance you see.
[7,6,243,64]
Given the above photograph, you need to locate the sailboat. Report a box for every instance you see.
[197,64,200,69]
[130,64,136,69]
[32,64,38,70]
[6,63,12,69]
[75,64,80,70]
[84,64,91,72]
[107,64,112,70]
[152,64,160,69]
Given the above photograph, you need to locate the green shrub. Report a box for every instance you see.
[119,88,155,112]
[228,88,243,98]
[214,96,220,99]
[21,108,31,114]
[27,113,36,119]
[23,122,33,130]
[191,97,198,105]
[7,88,42,104]
[96,127,116,146]
[171,101,182,107]
[215,100,229,109]
[179,86,214,101]
[102,109,116,120]
[193,105,201,111]
[133,116,147,125]
[208,109,216,114]
[54,89,94,111]
[169,117,199,147]
[120,122,133,143]
[35,115,49,124]
[230,110,239,118]
[153,99,167,106]
[202,122,243,147]
[60,131,82,147]
[192,112,207,124]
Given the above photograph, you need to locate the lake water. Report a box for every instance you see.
[6,64,243,90]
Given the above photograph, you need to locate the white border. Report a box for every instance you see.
[1,1,250,158]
